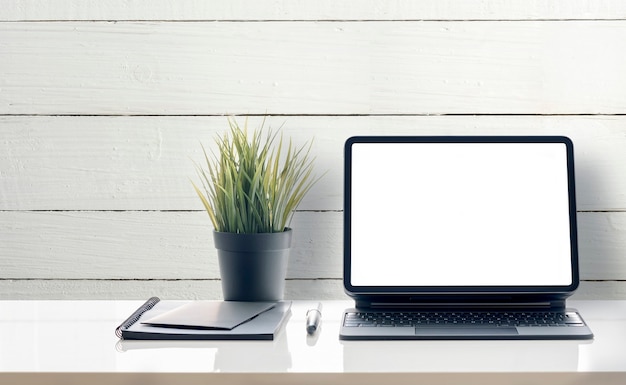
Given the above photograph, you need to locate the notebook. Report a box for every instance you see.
[116,298,291,340]
[340,136,594,340]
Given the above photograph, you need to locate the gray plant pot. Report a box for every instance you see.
[213,228,292,302]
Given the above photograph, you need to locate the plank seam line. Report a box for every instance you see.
[3,19,626,23]
[0,279,617,284]
[0,209,345,213]
[0,278,343,281]
[2,113,626,118]
[0,210,620,213]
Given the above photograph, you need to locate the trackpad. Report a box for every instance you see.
[414,326,518,336]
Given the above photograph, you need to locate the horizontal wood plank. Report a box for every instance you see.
[3,0,626,21]
[0,211,343,280]
[0,211,623,280]
[0,279,620,300]
[1,115,626,211]
[2,21,626,115]
[0,278,349,300]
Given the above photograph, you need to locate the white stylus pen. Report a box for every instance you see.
[306,302,322,335]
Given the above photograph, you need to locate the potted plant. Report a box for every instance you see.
[193,118,320,301]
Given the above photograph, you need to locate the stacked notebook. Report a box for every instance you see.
[115,298,291,341]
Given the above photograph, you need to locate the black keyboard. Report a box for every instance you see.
[343,310,585,328]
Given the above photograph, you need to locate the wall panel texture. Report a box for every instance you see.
[1,0,625,299]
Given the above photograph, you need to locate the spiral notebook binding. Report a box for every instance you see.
[115,297,161,339]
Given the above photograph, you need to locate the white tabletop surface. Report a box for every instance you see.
[0,300,625,385]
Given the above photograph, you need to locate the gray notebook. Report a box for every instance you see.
[116,298,291,340]
[340,136,593,340]
[141,301,276,330]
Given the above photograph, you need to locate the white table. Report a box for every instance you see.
[0,300,625,384]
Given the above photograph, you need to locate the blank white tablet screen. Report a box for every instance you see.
[349,142,573,287]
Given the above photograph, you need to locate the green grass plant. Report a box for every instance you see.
[193,118,320,234]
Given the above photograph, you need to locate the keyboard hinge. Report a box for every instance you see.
[359,300,566,310]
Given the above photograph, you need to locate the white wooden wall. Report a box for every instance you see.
[2,0,626,300]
